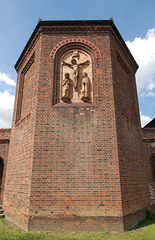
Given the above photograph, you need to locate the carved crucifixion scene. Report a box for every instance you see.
[61,50,93,103]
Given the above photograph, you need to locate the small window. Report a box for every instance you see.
[152,156,155,181]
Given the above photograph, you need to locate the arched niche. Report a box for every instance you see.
[0,158,4,197]
[53,43,94,104]
[151,155,155,182]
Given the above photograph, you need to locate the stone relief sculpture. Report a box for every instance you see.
[61,50,93,103]
[61,73,72,102]
[62,58,89,89]
[81,72,90,102]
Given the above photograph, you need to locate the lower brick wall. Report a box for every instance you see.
[5,213,29,232]
[3,117,36,230]
[28,216,124,232]
[123,206,147,230]
[27,206,147,232]
[4,197,150,232]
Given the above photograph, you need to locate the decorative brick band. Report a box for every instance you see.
[116,51,131,75]
[15,53,35,124]
[22,52,35,75]
[15,112,31,127]
[50,38,101,59]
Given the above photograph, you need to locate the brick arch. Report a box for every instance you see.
[151,153,155,181]
[0,157,4,177]
[50,38,101,59]
[0,154,7,163]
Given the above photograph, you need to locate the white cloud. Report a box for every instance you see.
[0,108,13,128]
[0,91,14,128]
[140,112,152,128]
[126,28,155,97]
[146,91,155,97]
[0,72,16,86]
[0,91,15,109]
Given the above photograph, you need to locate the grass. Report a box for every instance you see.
[0,215,155,240]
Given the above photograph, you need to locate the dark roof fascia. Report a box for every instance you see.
[0,128,11,132]
[143,118,155,129]
[14,20,138,70]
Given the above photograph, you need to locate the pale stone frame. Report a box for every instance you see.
[52,42,97,105]
[60,49,93,103]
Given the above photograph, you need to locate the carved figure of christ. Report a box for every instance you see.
[62,58,89,88]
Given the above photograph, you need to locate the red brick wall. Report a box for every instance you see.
[27,30,124,232]
[3,21,149,232]
[3,37,42,230]
[111,35,149,228]
[0,129,10,201]
[21,55,35,119]
[143,127,155,212]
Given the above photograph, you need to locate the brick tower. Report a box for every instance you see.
[3,20,149,232]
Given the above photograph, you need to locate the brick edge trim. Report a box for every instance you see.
[50,38,101,59]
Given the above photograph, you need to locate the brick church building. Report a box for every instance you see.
[0,20,154,232]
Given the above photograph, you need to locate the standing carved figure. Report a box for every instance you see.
[61,73,71,102]
[63,58,89,89]
[81,72,90,102]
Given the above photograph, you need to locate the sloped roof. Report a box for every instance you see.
[14,20,138,71]
[143,118,155,128]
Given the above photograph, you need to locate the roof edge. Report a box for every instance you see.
[14,20,138,70]
[142,118,155,129]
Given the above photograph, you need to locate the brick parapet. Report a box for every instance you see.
[15,21,138,73]
[0,129,11,140]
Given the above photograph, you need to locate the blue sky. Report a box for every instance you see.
[0,0,155,127]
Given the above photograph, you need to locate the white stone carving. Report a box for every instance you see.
[61,73,72,102]
[63,58,89,89]
[61,50,92,103]
[81,72,90,102]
